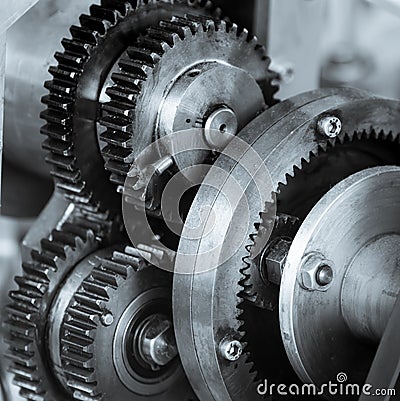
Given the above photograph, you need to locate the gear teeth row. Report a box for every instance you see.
[6,220,102,401]
[237,128,400,383]
[59,247,147,401]
[99,14,275,186]
[41,0,220,210]
[40,0,143,209]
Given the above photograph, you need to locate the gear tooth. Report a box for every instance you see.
[41,123,72,142]
[49,65,80,84]
[105,85,138,104]
[158,20,191,39]
[55,51,84,69]
[40,238,69,257]
[104,159,130,176]
[44,78,75,97]
[100,129,132,148]
[137,35,168,54]
[51,167,81,184]
[101,145,134,163]
[70,25,99,46]
[117,58,150,79]
[41,94,74,113]
[40,108,71,126]
[126,45,160,65]
[79,14,110,35]
[147,26,181,47]
[73,293,106,312]
[89,4,118,24]
[9,292,40,311]
[42,138,74,156]
[14,277,47,297]
[61,37,91,56]
[110,71,143,92]
[102,100,135,119]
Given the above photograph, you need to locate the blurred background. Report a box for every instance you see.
[1,0,400,399]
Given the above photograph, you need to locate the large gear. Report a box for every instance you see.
[47,246,196,401]
[172,88,400,401]
[40,0,222,212]
[99,14,278,186]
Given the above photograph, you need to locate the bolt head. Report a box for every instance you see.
[300,254,335,291]
[316,264,334,286]
[220,339,243,362]
[263,238,291,285]
[318,116,342,138]
[101,312,114,327]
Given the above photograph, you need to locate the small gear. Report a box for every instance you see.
[5,207,122,401]
[6,222,98,401]
[41,0,221,213]
[240,213,300,310]
[99,14,278,186]
[47,246,196,401]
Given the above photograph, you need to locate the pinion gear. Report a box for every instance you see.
[100,14,278,186]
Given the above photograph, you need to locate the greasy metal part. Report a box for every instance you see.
[263,237,291,286]
[299,253,335,292]
[279,166,400,388]
[204,107,238,149]
[100,14,277,185]
[47,246,193,401]
[359,294,400,401]
[4,0,93,179]
[138,314,178,369]
[173,88,400,401]
[6,202,122,401]
[41,0,220,213]
[247,213,300,308]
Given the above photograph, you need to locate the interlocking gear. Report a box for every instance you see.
[47,246,196,401]
[99,14,278,187]
[172,88,400,401]
[41,0,221,213]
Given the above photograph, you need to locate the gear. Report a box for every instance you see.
[240,213,300,310]
[6,223,98,401]
[5,207,122,401]
[172,88,400,401]
[99,14,278,187]
[41,0,222,213]
[47,246,196,401]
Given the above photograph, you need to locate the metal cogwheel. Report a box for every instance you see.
[47,246,196,401]
[40,0,222,213]
[5,221,100,401]
[99,14,278,187]
[172,88,400,401]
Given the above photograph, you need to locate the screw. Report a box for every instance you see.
[220,339,243,362]
[316,264,334,286]
[101,312,114,327]
[318,116,342,138]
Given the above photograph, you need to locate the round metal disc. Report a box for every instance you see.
[172,88,400,401]
[279,166,400,389]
